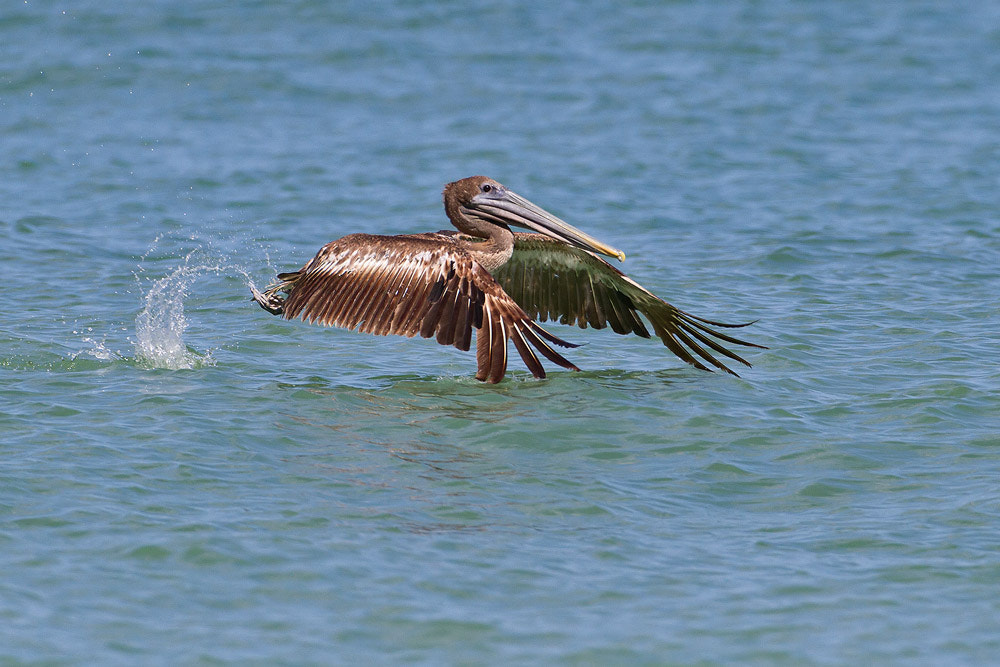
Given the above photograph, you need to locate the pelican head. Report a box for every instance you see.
[444,176,626,261]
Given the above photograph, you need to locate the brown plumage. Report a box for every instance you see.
[257,232,579,383]
[251,176,764,382]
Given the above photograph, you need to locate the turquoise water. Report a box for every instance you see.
[3,1,1000,663]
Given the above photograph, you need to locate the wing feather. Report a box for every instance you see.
[435,280,461,346]
[392,265,436,335]
[491,307,507,382]
[509,327,544,378]
[281,234,476,349]
[492,233,765,376]
[334,267,371,327]
[270,232,581,381]
[357,255,412,334]
[452,279,472,351]
[475,304,492,382]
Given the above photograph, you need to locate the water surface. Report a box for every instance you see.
[2,1,1000,663]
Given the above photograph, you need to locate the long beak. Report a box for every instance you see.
[468,190,626,261]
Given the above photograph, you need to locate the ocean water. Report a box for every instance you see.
[3,0,1000,663]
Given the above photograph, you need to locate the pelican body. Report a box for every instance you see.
[252,176,764,383]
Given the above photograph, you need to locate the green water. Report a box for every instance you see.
[2,1,999,663]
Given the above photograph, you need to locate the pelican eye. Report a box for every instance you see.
[481,183,492,192]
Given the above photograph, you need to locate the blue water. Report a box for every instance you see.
[3,1,1000,663]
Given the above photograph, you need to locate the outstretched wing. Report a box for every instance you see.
[274,233,579,383]
[491,233,765,376]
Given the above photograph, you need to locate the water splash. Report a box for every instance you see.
[131,234,273,370]
[73,335,120,362]
[134,262,216,369]
[134,258,259,370]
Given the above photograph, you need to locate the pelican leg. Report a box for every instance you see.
[251,272,300,316]
[251,284,284,314]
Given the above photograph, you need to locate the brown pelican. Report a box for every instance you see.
[251,176,764,383]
